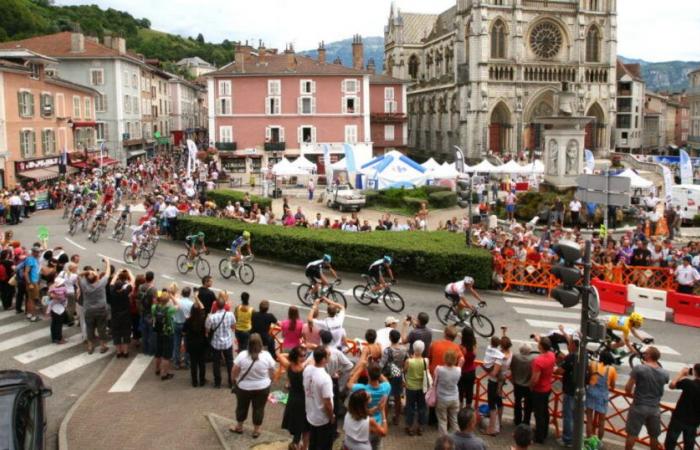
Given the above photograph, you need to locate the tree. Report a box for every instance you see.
[196,33,204,44]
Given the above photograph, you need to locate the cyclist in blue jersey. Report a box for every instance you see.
[228,230,253,265]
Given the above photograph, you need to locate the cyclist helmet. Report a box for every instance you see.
[463,276,474,285]
[197,231,205,238]
[628,312,644,327]
[383,255,393,265]
[323,254,332,263]
[242,231,251,239]
[149,217,157,224]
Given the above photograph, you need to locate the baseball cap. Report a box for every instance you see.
[384,316,399,325]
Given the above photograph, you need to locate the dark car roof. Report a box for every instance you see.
[0,371,45,390]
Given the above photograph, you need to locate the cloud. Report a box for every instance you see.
[55,0,699,61]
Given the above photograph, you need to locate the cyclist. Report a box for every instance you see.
[71,201,86,227]
[130,225,148,259]
[85,195,98,220]
[90,208,108,236]
[229,231,253,265]
[305,254,338,297]
[368,255,395,301]
[606,312,644,353]
[444,276,485,321]
[118,204,132,226]
[185,231,207,268]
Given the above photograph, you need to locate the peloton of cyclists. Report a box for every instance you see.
[305,254,338,297]
[367,256,395,302]
[444,276,485,321]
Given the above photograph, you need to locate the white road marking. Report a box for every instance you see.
[514,307,581,320]
[0,321,31,336]
[341,289,354,296]
[504,297,581,310]
[291,282,301,286]
[39,348,114,378]
[14,334,83,364]
[0,310,16,321]
[108,354,154,393]
[0,328,51,353]
[651,345,680,356]
[98,254,126,265]
[161,274,174,280]
[65,237,86,250]
[659,361,689,374]
[267,299,369,322]
[525,319,580,330]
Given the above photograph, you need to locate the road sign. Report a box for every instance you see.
[575,190,630,207]
[576,174,631,193]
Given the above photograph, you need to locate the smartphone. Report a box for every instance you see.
[690,367,694,376]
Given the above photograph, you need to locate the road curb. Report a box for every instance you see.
[58,354,117,450]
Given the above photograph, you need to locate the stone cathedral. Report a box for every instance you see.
[384,0,617,160]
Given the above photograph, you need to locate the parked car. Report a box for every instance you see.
[0,370,52,450]
[325,183,366,212]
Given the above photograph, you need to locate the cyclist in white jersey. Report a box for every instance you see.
[444,276,485,320]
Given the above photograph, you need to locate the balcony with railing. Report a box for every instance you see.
[488,64,515,81]
[523,64,577,83]
[523,0,577,10]
[215,141,237,151]
[370,112,407,123]
[264,142,286,151]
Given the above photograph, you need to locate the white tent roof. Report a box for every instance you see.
[430,162,460,179]
[467,159,499,173]
[494,160,526,174]
[331,158,347,170]
[421,157,441,172]
[291,156,316,171]
[360,150,428,189]
[616,168,654,189]
[272,158,309,176]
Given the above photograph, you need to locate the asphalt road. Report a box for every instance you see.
[2,208,699,448]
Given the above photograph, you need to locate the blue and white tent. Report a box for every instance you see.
[360,151,428,190]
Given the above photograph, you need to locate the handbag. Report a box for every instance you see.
[421,358,432,393]
[231,358,257,395]
[425,364,438,408]
[8,274,17,287]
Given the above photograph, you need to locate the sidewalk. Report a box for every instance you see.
[64,356,626,450]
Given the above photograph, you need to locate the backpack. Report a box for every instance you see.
[138,286,155,322]
[153,306,167,334]
[382,347,403,379]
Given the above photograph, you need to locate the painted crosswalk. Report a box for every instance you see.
[14,333,84,364]
[109,354,154,393]
[39,348,114,378]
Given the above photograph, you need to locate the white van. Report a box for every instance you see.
[670,184,700,221]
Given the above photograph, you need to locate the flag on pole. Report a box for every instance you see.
[584,149,595,173]
[680,149,693,185]
[186,139,198,178]
[323,144,333,183]
[453,146,465,173]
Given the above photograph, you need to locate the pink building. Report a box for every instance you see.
[206,40,407,176]
[0,49,98,188]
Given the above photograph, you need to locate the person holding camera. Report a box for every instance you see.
[664,363,700,450]
[78,257,112,354]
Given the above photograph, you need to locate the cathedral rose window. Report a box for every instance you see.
[529,22,563,59]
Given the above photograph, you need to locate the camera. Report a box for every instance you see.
[690,367,694,376]
[406,315,412,322]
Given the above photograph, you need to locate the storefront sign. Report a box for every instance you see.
[15,156,60,173]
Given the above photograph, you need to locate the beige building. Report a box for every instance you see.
[688,68,700,154]
[643,91,667,151]
[614,60,644,153]
[384,0,617,160]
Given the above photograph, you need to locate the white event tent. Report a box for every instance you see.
[615,168,654,189]
[360,150,428,189]
[421,158,441,172]
[429,162,460,179]
[467,159,499,173]
[291,156,317,172]
[271,158,310,176]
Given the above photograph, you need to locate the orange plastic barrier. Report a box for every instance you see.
[502,260,554,295]
[592,279,632,314]
[667,291,700,328]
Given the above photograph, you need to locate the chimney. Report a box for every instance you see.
[103,35,112,49]
[70,32,85,53]
[333,56,342,65]
[258,40,266,64]
[285,43,296,69]
[317,41,326,64]
[111,37,126,54]
[352,34,364,70]
[234,41,254,64]
[366,58,376,73]
[86,36,99,44]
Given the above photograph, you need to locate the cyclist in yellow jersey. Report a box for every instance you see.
[606,312,644,353]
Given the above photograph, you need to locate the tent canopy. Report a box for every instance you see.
[493,160,525,174]
[467,159,499,173]
[272,158,310,176]
[291,156,316,171]
[430,162,459,179]
[421,157,441,172]
[361,150,428,189]
[331,158,347,170]
[616,168,654,189]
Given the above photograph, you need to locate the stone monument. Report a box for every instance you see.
[537,86,594,189]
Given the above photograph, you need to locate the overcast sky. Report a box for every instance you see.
[55,0,700,61]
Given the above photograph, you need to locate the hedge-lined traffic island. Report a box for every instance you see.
[175,216,493,288]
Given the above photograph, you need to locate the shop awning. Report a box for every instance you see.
[71,156,119,169]
[127,149,146,158]
[72,121,97,128]
[17,168,61,182]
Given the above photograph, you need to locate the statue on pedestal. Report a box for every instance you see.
[547,139,558,176]
[565,139,579,174]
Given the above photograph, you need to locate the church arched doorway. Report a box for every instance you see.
[489,102,512,154]
[524,90,555,153]
[585,103,605,153]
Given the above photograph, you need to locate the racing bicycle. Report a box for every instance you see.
[68,215,88,236]
[176,249,211,279]
[123,242,152,269]
[112,216,130,241]
[218,254,255,284]
[435,300,494,338]
[589,336,656,369]
[352,275,405,313]
[88,217,109,243]
[297,279,347,309]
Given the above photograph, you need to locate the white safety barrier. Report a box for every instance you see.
[627,284,668,321]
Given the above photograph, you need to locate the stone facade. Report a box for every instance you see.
[384,0,617,160]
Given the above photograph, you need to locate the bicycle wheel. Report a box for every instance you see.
[238,264,255,285]
[176,255,190,274]
[383,291,405,313]
[195,258,210,278]
[137,250,151,269]
[297,283,314,306]
[69,221,77,236]
[329,291,348,309]
[218,258,234,279]
[123,246,135,264]
[91,228,100,243]
[353,284,373,306]
[470,313,495,338]
[628,353,642,369]
[435,304,458,326]
[81,219,88,232]
[113,225,125,241]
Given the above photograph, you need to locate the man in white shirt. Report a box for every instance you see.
[675,256,700,294]
[312,213,324,228]
[205,296,236,388]
[162,202,179,237]
[304,347,335,450]
[307,297,346,349]
[376,316,399,350]
[568,198,582,226]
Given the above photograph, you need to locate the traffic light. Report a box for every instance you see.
[551,240,583,308]
[457,179,470,208]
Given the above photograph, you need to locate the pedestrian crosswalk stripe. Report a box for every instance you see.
[39,348,113,378]
[525,319,580,330]
[514,307,581,320]
[649,345,680,356]
[658,360,689,373]
[14,334,83,364]
[504,297,581,310]
[0,321,30,336]
[109,354,154,393]
[0,328,51,353]
[0,310,17,321]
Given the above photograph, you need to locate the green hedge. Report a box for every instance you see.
[207,189,272,210]
[176,216,493,288]
[429,191,457,208]
[362,186,455,211]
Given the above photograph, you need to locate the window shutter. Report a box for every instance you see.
[297,98,302,114]
[265,126,271,140]
[279,127,285,142]
[342,96,347,114]
[311,127,317,143]
[17,92,23,116]
[341,80,346,94]
[31,131,36,156]
[299,80,304,94]
[29,93,35,116]
[355,97,360,113]
[311,81,316,94]
[311,97,317,114]
[274,98,280,115]
[297,126,302,143]
[265,97,271,115]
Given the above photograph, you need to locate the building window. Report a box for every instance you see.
[299,126,316,143]
[266,96,281,115]
[29,64,40,80]
[132,97,139,115]
[219,126,233,143]
[42,129,56,155]
[73,96,81,118]
[268,80,281,96]
[75,128,94,149]
[123,70,129,87]
[586,27,600,62]
[96,122,107,142]
[40,93,53,118]
[384,125,395,141]
[90,69,104,86]
[345,125,358,144]
[218,80,232,96]
[384,88,397,113]
[343,96,359,114]
[342,79,359,94]
[84,98,92,119]
[56,93,65,117]
[217,97,231,115]
[20,130,36,158]
[408,55,419,80]
[124,95,131,114]
[491,20,507,59]
[266,126,285,143]
[95,94,107,112]
[18,91,34,117]
[131,73,138,89]
[299,96,316,114]
[300,79,315,94]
